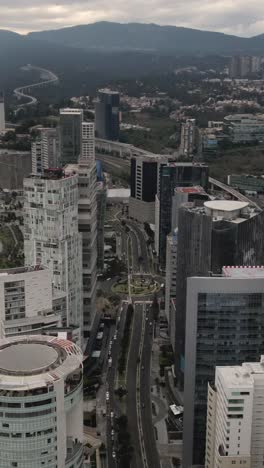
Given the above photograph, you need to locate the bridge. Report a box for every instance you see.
[14,65,59,108]
[209,177,260,208]
[95,138,155,159]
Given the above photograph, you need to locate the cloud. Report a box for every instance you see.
[0,0,264,36]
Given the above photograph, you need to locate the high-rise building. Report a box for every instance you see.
[59,108,83,166]
[0,265,66,338]
[180,119,198,157]
[229,56,261,78]
[97,182,107,271]
[206,358,264,468]
[0,335,83,468]
[65,122,97,335]
[183,266,264,468]
[0,92,5,133]
[95,89,120,141]
[32,127,58,175]
[129,154,167,224]
[165,230,178,341]
[23,169,83,336]
[176,200,264,391]
[158,164,209,268]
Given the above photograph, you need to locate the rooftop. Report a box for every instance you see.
[175,185,206,194]
[217,357,264,388]
[0,265,45,277]
[0,336,82,389]
[98,88,119,95]
[204,200,249,212]
[222,266,264,279]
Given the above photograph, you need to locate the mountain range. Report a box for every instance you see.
[1,22,264,101]
[26,22,264,54]
[0,21,264,55]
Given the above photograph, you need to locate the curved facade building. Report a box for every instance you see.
[0,335,83,468]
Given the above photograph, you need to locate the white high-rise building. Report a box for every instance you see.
[23,169,83,336]
[206,357,264,468]
[180,118,197,157]
[0,265,66,338]
[32,128,58,175]
[0,335,83,468]
[0,93,5,133]
[80,121,95,166]
[65,122,97,335]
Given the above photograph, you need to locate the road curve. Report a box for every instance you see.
[14,64,59,108]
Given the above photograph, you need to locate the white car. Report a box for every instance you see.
[106,391,110,401]
[112,451,116,459]
[110,411,114,419]
[114,333,117,340]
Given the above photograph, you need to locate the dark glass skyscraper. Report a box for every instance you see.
[158,163,209,268]
[59,109,83,166]
[95,89,120,141]
[175,200,264,390]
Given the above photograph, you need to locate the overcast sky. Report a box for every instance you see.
[0,0,264,36]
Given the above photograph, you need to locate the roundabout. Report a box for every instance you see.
[112,275,160,297]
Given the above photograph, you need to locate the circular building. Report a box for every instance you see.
[0,335,83,468]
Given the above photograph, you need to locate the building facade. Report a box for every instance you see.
[95,89,120,141]
[59,108,83,166]
[0,92,5,132]
[158,165,209,269]
[0,265,66,339]
[0,335,83,468]
[32,128,58,175]
[206,358,264,468]
[129,154,168,224]
[65,122,98,335]
[223,114,264,143]
[183,267,264,468]
[180,119,198,157]
[175,200,264,390]
[228,173,264,194]
[23,169,83,336]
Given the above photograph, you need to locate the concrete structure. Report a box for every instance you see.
[176,200,264,392]
[158,164,209,269]
[65,122,97,335]
[97,182,106,271]
[129,154,169,224]
[80,122,95,166]
[23,169,83,337]
[228,173,264,194]
[229,55,262,78]
[0,335,83,468]
[0,265,67,339]
[165,230,178,338]
[59,108,83,166]
[183,266,264,468]
[95,89,120,141]
[0,150,31,189]
[180,119,198,157]
[223,114,264,143]
[0,92,5,132]
[206,358,264,468]
[32,127,58,175]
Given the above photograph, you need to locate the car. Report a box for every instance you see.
[106,391,110,401]
[145,316,149,321]
[106,278,111,281]
[111,429,115,436]
[114,333,117,340]
[141,365,145,370]
[110,340,113,346]
[110,411,114,419]
[149,322,153,326]
[112,451,116,458]
[142,403,145,408]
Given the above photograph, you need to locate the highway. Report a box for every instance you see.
[126,303,145,468]
[140,303,160,468]
[14,65,59,108]
[126,220,150,273]
[105,302,128,468]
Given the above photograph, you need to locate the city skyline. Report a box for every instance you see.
[0,1,264,37]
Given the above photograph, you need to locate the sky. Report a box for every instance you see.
[0,0,264,37]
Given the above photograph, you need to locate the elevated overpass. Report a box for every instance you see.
[209,177,260,208]
[14,65,59,108]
